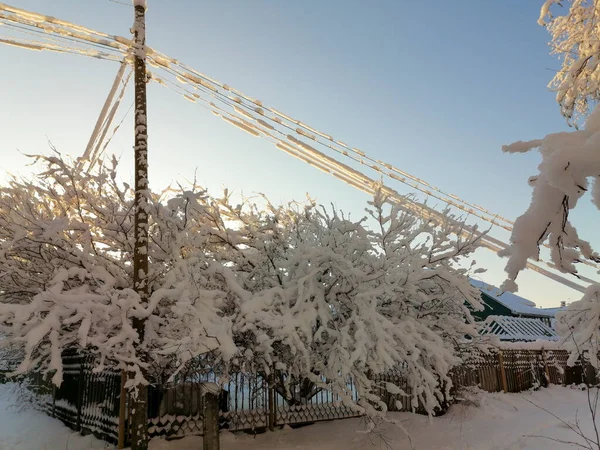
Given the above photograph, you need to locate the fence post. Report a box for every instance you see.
[76,360,84,431]
[118,370,127,449]
[498,351,508,393]
[52,384,56,418]
[542,350,551,386]
[268,373,275,431]
[203,383,220,450]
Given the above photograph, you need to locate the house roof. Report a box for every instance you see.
[470,279,561,318]
[480,315,559,342]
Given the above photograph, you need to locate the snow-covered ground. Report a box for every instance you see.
[1,382,600,450]
[0,383,111,450]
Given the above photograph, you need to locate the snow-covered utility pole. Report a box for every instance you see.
[131,1,149,449]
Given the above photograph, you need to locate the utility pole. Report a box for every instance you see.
[130,1,149,449]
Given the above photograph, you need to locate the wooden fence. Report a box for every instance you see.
[449,348,595,394]
[30,348,597,445]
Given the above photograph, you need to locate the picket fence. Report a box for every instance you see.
[30,347,596,446]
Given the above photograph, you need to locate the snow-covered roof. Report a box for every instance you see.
[480,315,559,342]
[470,279,561,318]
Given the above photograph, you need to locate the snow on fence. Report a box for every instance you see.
[28,348,598,445]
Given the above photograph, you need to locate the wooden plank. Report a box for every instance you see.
[498,351,508,393]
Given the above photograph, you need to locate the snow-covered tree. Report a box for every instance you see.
[499,108,600,293]
[500,106,600,367]
[0,153,236,388]
[499,0,600,370]
[0,152,485,419]
[540,0,600,125]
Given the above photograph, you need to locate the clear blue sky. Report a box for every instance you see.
[1,0,597,307]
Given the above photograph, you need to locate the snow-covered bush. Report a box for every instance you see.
[454,385,487,408]
[0,152,484,417]
[201,186,486,415]
[555,284,600,367]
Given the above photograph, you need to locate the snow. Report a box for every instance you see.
[497,340,561,350]
[555,283,600,367]
[0,383,111,449]
[216,386,600,449]
[499,105,600,293]
[470,279,561,317]
[539,0,600,123]
[2,382,600,450]
[480,315,559,342]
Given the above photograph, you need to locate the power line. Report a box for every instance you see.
[0,0,516,231]
[144,52,600,278]
[146,62,597,291]
[0,1,596,292]
[0,35,125,62]
[146,70,595,291]
[150,52,516,227]
[107,0,130,6]
[0,2,530,233]
[0,20,125,55]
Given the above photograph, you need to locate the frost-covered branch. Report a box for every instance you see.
[540,0,600,125]
[499,107,600,292]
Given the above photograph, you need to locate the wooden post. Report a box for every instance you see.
[203,384,220,450]
[131,1,150,449]
[498,351,508,393]
[268,373,275,431]
[52,383,56,418]
[118,370,127,449]
[76,361,84,431]
[542,350,551,386]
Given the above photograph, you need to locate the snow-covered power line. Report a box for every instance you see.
[0,2,595,293]
[0,35,123,61]
[82,61,131,168]
[144,56,597,285]
[0,3,538,229]
[147,70,593,292]
[0,3,131,60]
[151,55,516,228]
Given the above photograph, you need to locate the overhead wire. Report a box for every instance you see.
[88,69,133,170]
[147,70,594,290]
[160,54,516,226]
[0,2,539,234]
[0,2,525,231]
[0,35,126,62]
[146,53,600,278]
[0,1,596,292]
[157,56,515,226]
[0,4,132,56]
[0,19,126,55]
[107,0,130,6]
[146,63,597,291]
